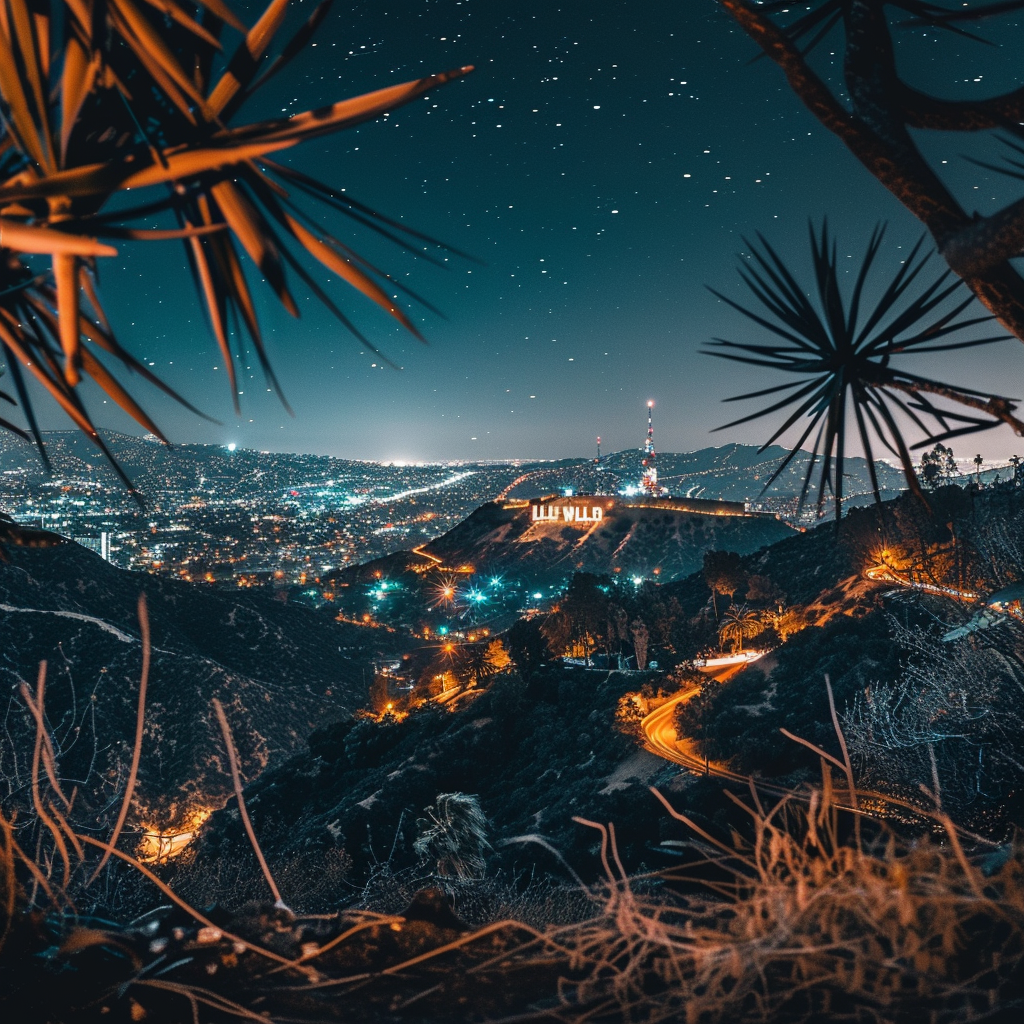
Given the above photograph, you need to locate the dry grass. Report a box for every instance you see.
[2,646,1023,1021]
[481,685,1024,1022]
[507,787,1023,1023]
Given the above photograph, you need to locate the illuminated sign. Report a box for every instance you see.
[531,503,605,525]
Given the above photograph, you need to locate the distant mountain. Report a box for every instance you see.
[0,432,907,588]
[0,431,908,510]
[0,543,387,834]
[500,443,909,509]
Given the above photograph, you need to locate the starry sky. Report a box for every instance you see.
[46,0,1024,462]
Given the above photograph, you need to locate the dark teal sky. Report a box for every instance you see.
[43,0,1024,462]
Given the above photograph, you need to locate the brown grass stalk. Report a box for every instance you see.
[134,978,270,1023]
[211,697,286,909]
[74,833,296,967]
[90,594,150,882]
[0,813,18,954]
[23,663,72,891]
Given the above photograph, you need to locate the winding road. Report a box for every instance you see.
[640,651,764,783]
[0,603,137,642]
[863,563,978,601]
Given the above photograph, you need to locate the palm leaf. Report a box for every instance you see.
[704,222,1017,518]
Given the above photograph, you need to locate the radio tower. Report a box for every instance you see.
[596,436,602,463]
[641,400,659,496]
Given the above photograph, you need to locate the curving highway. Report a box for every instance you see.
[641,652,764,784]
[863,562,978,601]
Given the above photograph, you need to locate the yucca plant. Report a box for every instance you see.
[704,222,1023,519]
[0,0,471,485]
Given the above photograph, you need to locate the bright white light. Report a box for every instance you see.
[227,443,237,452]
[533,592,543,600]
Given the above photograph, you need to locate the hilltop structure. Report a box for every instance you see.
[640,400,665,497]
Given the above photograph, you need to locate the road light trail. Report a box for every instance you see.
[863,562,979,601]
[641,652,765,785]
[411,543,443,565]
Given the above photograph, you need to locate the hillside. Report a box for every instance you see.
[0,543,386,835]
[188,484,1024,904]
[324,497,795,630]
[184,500,897,901]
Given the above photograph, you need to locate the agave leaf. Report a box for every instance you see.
[92,223,227,240]
[52,252,81,384]
[0,344,49,467]
[284,211,422,339]
[138,0,224,49]
[211,178,298,315]
[0,219,118,256]
[60,33,97,162]
[230,0,334,117]
[0,20,48,168]
[77,346,167,439]
[223,66,474,145]
[0,311,96,437]
[208,0,291,115]
[187,227,240,410]
[208,228,291,408]
[274,238,395,365]
[107,2,204,124]
[0,139,294,201]
[185,0,246,33]
[7,0,54,170]
[110,0,213,115]
[265,159,479,262]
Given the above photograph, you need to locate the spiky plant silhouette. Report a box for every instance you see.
[704,222,1022,519]
[413,793,491,879]
[0,0,471,489]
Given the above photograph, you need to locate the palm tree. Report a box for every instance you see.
[704,222,1021,519]
[0,0,471,488]
[975,453,984,486]
[718,604,762,654]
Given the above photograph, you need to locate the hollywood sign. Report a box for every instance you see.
[531,504,605,525]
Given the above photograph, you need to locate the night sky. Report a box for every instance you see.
[43,0,1024,462]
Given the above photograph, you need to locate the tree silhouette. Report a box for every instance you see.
[631,618,649,671]
[702,550,746,618]
[719,603,763,654]
[719,0,1024,344]
[920,443,958,488]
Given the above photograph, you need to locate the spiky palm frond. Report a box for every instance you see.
[0,0,471,483]
[719,603,762,652]
[704,221,1020,519]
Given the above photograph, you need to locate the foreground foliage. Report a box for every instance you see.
[707,222,1018,518]
[0,0,469,486]
[2,757,1022,1022]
